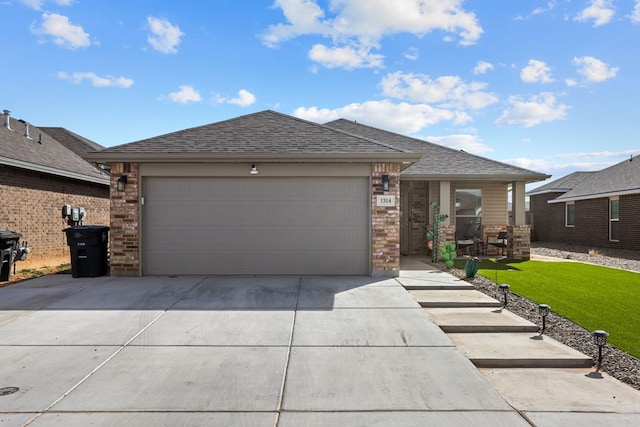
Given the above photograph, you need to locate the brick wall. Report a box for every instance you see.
[372,163,401,277]
[108,162,140,276]
[531,193,640,251]
[0,165,109,269]
[507,225,531,260]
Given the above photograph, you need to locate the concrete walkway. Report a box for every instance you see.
[0,261,638,426]
[399,257,640,426]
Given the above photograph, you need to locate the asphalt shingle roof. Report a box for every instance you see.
[326,119,549,182]
[0,115,108,184]
[98,110,406,155]
[40,127,105,158]
[551,157,640,202]
[526,171,594,196]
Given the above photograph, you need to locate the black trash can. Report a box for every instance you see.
[0,230,22,282]
[63,226,110,278]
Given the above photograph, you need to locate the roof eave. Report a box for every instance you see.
[401,173,551,183]
[548,188,640,203]
[85,152,422,164]
[0,156,110,185]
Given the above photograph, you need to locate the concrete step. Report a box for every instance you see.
[448,332,594,368]
[424,307,540,333]
[409,289,503,308]
[398,276,474,291]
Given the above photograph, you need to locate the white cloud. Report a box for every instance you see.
[495,92,570,128]
[380,71,498,110]
[473,60,493,75]
[565,78,578,87]
[57,71,133,88]
[20,0,73,10]
[572,56,618,82]
[294,100,471,134]
[31,13,90,49]
[520,59,554,83]
[147,16,183,54]
[308,43,384,69]
[574,0,615,26]
[632,0,640,23]
[403,47,419,61]
[424,134,493,154]
[263,0,483,69]
[228,89,257,107]
[166,85,201,104]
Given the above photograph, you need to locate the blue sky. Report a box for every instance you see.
[2,0,639,188]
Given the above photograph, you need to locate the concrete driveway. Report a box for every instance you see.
[0,274,526,426]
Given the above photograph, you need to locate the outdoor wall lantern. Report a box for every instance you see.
[250,164,259,175]
[591,330,609,371]
[382,174,390,191]
[116,175,128,192]
[498,284,510,308]
[538,304,551,335]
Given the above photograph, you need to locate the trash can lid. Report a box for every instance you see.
[0,230,22,240]
[63,225,110,232]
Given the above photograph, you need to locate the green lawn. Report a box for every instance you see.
[464,258,640,359]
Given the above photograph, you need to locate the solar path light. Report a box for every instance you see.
[591,330,609,371]
[538,304,551,335]
[498,284,510,308]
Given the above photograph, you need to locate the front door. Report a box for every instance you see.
[400,191,412,255]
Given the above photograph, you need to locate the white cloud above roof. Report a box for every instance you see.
[31,12,90,49]
[574,0,615,26]
[632,0,640,23]
[473,61,493,75]
[165,85,202,104]
[294,99,471,134]
[520,59,554,83]
[425,134,493,154]
[228,89,257,107]
[495,92,570,128]
[572,56,618,82]
[57,71,133,88]
[308,43,384,69]
[147,16,183,54]
[20,0,73,11]
[263,0,482,69]
[380,71,498,110]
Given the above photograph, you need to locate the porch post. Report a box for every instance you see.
[512,181,526,225]
[439,181,451,226]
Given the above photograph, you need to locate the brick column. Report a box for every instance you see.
[109,162,140,276]
[372,163,401,277]
[507,225,531,260]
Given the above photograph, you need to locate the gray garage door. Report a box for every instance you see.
[142,177,370,275]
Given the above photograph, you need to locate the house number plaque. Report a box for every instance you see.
[376,195,396,206]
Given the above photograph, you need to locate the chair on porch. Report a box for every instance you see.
[486,231,508,256]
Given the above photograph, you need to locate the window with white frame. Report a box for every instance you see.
[610,197,619,241]
[455,189,482,238]
[565,202,575,227]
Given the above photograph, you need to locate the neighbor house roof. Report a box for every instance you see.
[546,157,640,203]
[40,127,105,159]
[86,110,421,164]
[526,171,595,196]
[325,119,550,183]
[0,113,109,185]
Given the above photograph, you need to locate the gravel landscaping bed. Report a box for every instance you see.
[430,242,640,391]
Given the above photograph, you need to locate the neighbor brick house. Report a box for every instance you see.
[86,110,549,278]
[528,156,640,251]
[0,110,110,269]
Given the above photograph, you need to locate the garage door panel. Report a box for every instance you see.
[143,177,369,275]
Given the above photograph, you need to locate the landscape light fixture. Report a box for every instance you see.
[382,174,390,191]
[538,304,551,335]
[116,175,127,192]
[498,284,510,308]
[250,164,259,175]
[591,330,609,371]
